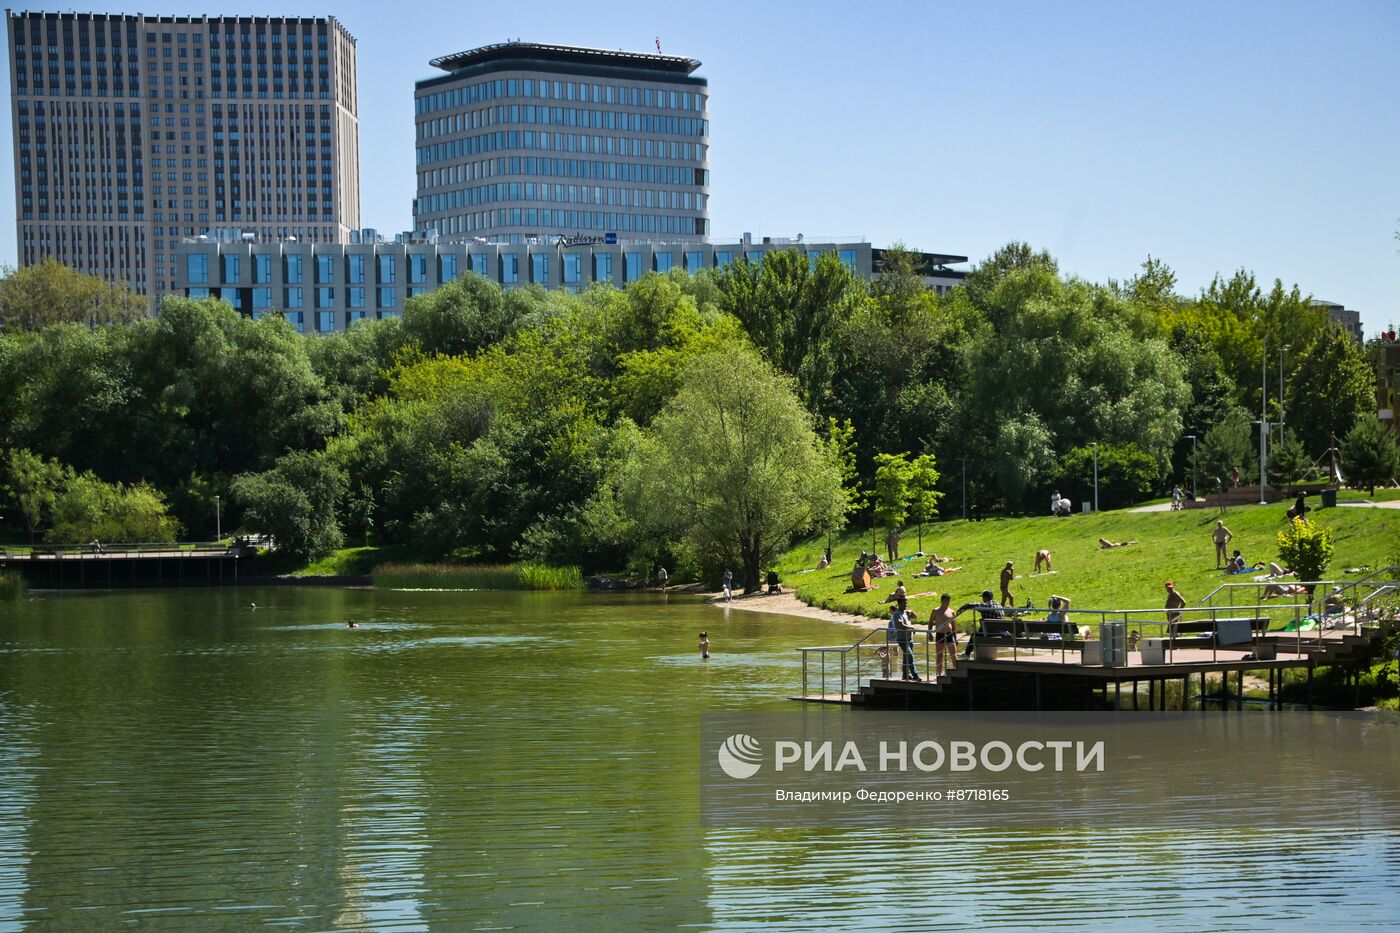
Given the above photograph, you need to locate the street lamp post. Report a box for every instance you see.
[960,457,968,521]
[1278,345,1289,448]
[1091,442,1099,513]
[1259,351,1268,505]
[215,495,221,541]
[1185,435,1197,501]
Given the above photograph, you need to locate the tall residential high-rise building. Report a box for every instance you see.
[6,12,361,309]
[414,42,709,245]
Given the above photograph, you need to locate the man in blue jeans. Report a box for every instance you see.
[887,604,921,682]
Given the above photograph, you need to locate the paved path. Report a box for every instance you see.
[1131,498,1400,513]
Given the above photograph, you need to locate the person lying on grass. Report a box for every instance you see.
[914,562,963,577]
[1098,538,1138,549]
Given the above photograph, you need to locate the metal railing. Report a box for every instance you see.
[794,600,1361,700]
[0,541,241,560]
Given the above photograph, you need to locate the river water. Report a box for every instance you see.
[1,587,1397,930]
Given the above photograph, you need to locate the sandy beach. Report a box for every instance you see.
[703,590,883,629]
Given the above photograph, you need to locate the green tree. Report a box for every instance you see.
[1193,407,1254,488]
[1055,443,1158,511]
[3,448,65,542]
[1277,517,1335,585]
[1341,417,1400,494]
[715,249,865,411]
[872,452,915,552]
[1287,323,1375,455]
[1269,428,1314,491]
[400,273,518,357]
[906,453,943,552]
[0,259,144,330]
[231,451,346,561]
[617,350,847,592]
[46,472,182,544]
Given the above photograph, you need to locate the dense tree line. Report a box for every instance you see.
[0,244,1389,583]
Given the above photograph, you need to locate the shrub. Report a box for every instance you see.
[0,570,26,601]
[1276,518,1334,584]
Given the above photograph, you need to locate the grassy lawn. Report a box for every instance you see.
[776,501,1400,618]
[243,545,410,577]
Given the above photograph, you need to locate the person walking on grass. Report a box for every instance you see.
[1000,561,1015,607]
[1212,520,1233,569]
[885,528,901,562]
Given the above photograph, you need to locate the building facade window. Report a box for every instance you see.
[252,286,272,310]
[284,310,305,333]
[222,253,239,283]
[715,250,734,267]
[348,286,365,308]
[501,253,519,284]
[285,286,304,308]
[347,253,365,284]
[187,252,208,284]
[441,253,459,282]
[317,310,335,332]
[253,254,271,284]
[316,254,334,283]
[562,252,582,284]
[377,254,396,284]
[409,254,427,284]
[470,253,488,277]
[531,253,549,284]
[654,252,673,273]
[594,252,612,281]
[316,286,334,307]
[838,249,857,271]
[378,286,395,308]
[685,250,702,271]
[285,254,304,284]
[623,251,642,282]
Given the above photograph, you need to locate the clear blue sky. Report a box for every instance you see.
[3,0,1397,333]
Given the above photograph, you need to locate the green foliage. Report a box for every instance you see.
[231,451,345,562]
[1289,324,1376,455]
[1269,429,1315,488]
[0,570,27,601]
[715,249,863,410]
[872,452,915,531]
[373,562,582,590]
[614,350,847,592]
[1192,407,1254,487]
[400,273,519,357]
[1056,443,1159,511]
[1276,517,1335,583]
[46,472,182,544]
[0,258,143,330]
[3,448,64,541]
[1341,417,1400,493]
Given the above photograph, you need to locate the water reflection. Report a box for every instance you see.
[0,588,1396,929]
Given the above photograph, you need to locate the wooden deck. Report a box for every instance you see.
[798,626,1387,711]
[1,545,243,588]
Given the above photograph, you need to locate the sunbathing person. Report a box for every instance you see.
[1098,538,1138,549]
[868,556,896,577]
[1263,582,1308,598]
[1266,561,1290,577]
[914,563,963,577]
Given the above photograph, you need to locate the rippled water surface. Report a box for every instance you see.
[0,587,1396,930]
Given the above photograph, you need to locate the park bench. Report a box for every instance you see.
[1166,617,1269,648]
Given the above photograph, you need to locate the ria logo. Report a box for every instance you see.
[717,733,763,779]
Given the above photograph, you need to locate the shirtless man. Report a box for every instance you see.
[926,593,958,677]
[1164,580,1187,625]
[1034,549,1053,574]
[1212,520,1233,569]
[1000,561,1015,607]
